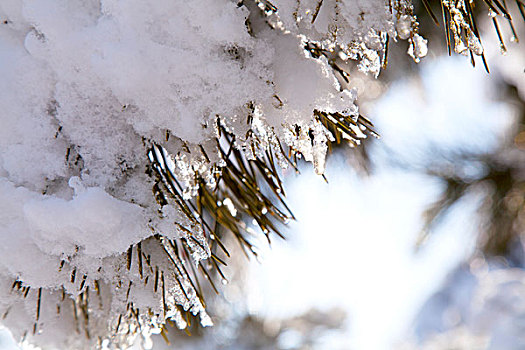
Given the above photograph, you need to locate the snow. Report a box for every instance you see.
[0,0,462,349]
[0,177,148,284]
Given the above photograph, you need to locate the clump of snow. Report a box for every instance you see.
[0,0,428,348]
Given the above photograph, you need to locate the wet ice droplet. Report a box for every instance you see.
[222,197,237,217]
[408,34,428,63]
[396,15,412,40]
[467,32,483,55]
[68,176,86,195]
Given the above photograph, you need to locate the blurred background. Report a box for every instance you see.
[2,2,525,349]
